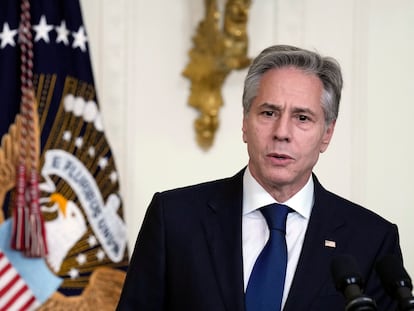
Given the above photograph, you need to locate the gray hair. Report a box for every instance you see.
[242,45,343,125]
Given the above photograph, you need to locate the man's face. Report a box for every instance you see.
[242,67,335,199]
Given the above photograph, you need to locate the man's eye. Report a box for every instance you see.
[298,115,309,121]
[262,111,274,117]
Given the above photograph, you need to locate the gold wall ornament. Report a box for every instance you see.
[183,0,251,149]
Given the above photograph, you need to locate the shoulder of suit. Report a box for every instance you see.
[154,168,244,201]
[313,174,395,228]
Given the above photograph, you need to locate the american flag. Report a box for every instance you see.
[0,250,40,311]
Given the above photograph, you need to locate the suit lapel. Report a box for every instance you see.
[203,170,245,311]
[284,175,346,310]
[202,172,350,310]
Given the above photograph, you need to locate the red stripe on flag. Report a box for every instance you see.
[18,295,37,311]
[0,274,19,297]
[0,250,39,311]
[0,262,12,277]
[1,283,30,311]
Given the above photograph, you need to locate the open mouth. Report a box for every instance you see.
[267,153,293,164]
[270,153,291,159]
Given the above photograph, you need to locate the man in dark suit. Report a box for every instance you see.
[117,45,403,310]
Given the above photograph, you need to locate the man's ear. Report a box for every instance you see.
[242,116,248,143]
[320,120,336,153]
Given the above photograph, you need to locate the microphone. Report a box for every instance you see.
[376,255,414,311]
[331,254,377,311]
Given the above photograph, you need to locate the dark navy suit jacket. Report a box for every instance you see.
[117,169,402,310]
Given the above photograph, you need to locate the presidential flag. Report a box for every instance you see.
[0,0,128,309]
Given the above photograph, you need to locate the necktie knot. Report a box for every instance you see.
[260,203,291,232]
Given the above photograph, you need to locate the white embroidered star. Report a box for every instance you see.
[88,146,96,157]
[76,253,87,265]
[63,131,72,141]
[72,25,87,52]
[68,268,79,279]
[55,20,70,45]
[98,157,108,169]
[96,249,105,262]
[0,22,18,48]
[75,136,83,148]
[33,15,53,43]
[109,171,118,183]
[87,235,98,247]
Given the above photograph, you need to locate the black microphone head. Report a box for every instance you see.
[376,255,413,298]
[331,254,364,292]
[331,255,377,310]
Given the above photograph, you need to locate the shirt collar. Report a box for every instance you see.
[242,166,314,219]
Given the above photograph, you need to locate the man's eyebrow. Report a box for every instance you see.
[292,107,317,116]
[259,102,282,110]
[259,103,317,116]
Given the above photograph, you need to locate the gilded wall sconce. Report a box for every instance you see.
[183,0,251,149]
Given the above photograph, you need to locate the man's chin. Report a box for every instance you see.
[263,173,294,188]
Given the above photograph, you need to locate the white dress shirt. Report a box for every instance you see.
[242,166,314,309]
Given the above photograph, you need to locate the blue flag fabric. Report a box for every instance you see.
[0,0,128,309]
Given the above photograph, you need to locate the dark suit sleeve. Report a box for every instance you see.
[363,223,402,311]
[116,193,166,311]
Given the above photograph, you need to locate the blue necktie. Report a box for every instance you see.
[245,203,291,311]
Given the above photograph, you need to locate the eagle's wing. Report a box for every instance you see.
[0,114,22,223]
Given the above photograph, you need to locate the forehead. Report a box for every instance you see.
[254,67,323,107]
[259,67,322,92]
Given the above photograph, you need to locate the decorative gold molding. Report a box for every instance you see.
[183,0,251,149]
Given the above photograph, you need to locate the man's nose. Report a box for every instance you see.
[272,115,291,142]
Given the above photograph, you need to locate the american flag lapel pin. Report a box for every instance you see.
[325,240,336,248]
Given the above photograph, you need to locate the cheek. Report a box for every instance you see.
[246,126,263,143]
[242,120,260,143]
[300,135,325,157]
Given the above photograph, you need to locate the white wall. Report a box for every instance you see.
[80,0,414,277]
